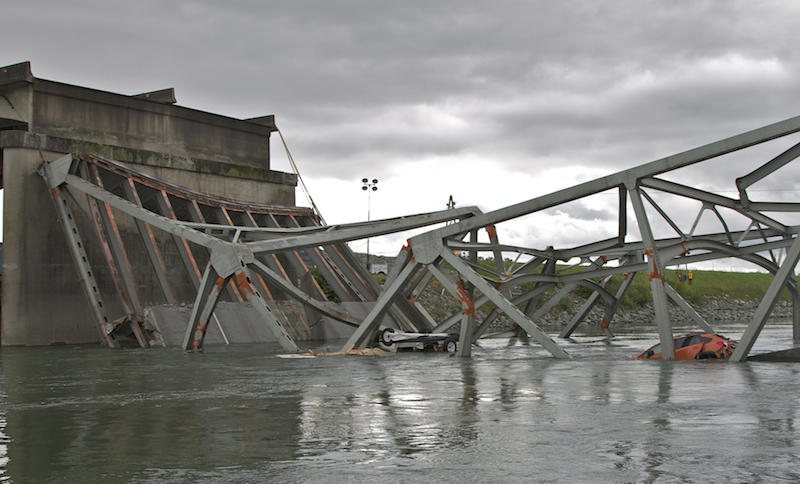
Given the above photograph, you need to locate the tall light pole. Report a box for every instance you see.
[362,177,378,272]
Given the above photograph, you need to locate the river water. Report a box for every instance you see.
[1,322,799,483]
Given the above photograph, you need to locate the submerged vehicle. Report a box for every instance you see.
[377,328,458,353]
[636,333,737,360]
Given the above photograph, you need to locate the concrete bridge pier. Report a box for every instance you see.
[0,61,297,346]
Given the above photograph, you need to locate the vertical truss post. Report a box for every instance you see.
[183,262,226,351]
[457,293,475,357]
[341,260,419,351]
[459,230,479,356]
[441,250,569,358]
[731,236,800,361]
[628,183,674,359]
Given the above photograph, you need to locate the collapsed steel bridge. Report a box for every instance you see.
[40,115,800,361]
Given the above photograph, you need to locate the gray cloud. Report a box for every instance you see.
[4,0,800,263]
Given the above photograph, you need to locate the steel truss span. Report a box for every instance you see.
[41,115,800,360]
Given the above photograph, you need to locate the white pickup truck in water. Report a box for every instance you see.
[377,328,459,353]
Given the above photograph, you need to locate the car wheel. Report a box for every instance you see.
[445,339,457,353]
[380,328,395,346]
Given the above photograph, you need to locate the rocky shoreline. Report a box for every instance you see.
[425,294,795,334]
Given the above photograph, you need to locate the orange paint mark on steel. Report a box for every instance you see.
[456,280,476,317]
[214,277,226,292]
[235,272,256,296]
[649,269,665,283]
[486,225,498,241]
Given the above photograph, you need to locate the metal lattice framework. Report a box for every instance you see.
[40,153,478,349]
[40,115,800,360]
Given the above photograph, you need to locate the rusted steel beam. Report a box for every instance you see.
[121,178,178,305]
[78,162,135,317]
[183,262,226,351]
[87,165,150,346]
[154,190,203,287]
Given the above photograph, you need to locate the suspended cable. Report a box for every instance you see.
[276,127,327,225]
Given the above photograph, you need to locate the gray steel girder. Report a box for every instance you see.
[40,112,800,359]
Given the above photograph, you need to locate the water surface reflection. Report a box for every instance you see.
[0,325,799,482]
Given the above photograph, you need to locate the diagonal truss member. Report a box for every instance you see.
[338,114,800,360]
[40,153,478,351]
[40,114,800,360]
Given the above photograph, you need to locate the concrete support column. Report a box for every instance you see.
[1,148,100,345]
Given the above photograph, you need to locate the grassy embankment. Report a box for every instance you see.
[314,257,797,320]
[489,259,798,310]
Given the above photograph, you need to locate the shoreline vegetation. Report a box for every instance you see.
[343,254,799,332]
[1,259,790,335]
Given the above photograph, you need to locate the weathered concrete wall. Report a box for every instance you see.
[0,61,300,346]
[1,147,108,344]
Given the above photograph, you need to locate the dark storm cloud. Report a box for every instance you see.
[4,0,800,183]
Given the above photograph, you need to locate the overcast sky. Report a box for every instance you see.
[4,1,800,268]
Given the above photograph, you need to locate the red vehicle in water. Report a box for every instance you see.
[636,333,737,360]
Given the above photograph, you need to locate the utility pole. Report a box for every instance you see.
[361,177,378,272]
